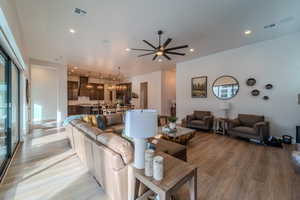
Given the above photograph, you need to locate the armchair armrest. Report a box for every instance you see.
[254,121,268,128]
[228,119,240,129]
[186,114,195,121]
[203,115,213,121]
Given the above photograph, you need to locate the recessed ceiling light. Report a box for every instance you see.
[125,48,131,51]
[74,67,78,69]
[71,70,74,72]
[158,59,162,62]
[244,30,252,35]
[190,48,195,52]
[69,29,76,34]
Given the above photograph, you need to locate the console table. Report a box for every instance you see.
[132,152,197,200]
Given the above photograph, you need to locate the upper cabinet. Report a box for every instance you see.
[89,83,104,100]
[68,81,79,100]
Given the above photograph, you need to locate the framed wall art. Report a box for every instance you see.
[191,76,207,98]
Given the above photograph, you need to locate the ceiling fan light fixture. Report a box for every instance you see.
[190,48,194,52]
[158,59,162,62]
[156,51,163,56]
[131,30,189,61]
[125,48,131,51]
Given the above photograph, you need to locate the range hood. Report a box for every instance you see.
[78,76,90,97]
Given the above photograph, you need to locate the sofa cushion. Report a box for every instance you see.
[97,133,133,164]
[238,114,264,127]
[110,124,124,135]
[90,115,98,127]
[92,142,125,171]
[72,120,87,129]
[232,126,257,135]
[76,123,103,140]
[70,119,83,126]
[190,120,205,126]
[105,113,123,126]
[194,111,210,120]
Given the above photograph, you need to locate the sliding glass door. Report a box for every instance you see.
[0,51,8,173]
[0,47,20,177]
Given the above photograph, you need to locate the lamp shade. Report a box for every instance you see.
[219,102,230,110]
[125,109,158,139]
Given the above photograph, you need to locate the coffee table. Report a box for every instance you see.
[157,126,196,145]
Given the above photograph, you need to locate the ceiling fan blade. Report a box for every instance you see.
[164,54,171,60]
[143,40,157,49]
[152,55,158,60]
[131,48,154,51]
[165,52,185,56]
[165,45,189,51]
[163,38,172,48]
[138,52,155,57]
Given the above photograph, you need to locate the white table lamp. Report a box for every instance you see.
[125,109,158,169]
[219,102,230,118]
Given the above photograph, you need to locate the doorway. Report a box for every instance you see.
[140,82,148,109]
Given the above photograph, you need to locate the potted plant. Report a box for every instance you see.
[168,116,178,130]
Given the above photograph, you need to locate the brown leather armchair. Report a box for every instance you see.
[186,111,213,130]
[227,114,270,143]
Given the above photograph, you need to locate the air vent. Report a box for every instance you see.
[74,8,87,16]
[264,23,276,29]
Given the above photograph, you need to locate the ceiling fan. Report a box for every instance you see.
[130,30,189,61]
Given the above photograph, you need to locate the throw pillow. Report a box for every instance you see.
[90,115,98,127]
[82,115,92,125]
[97,115,107,130]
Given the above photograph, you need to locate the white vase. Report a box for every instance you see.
[153,156,164,181]
[145,149,155,177]
[169,122,176,130]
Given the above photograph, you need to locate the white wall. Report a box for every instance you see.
[31,63,67,124]
[130,70,163,114]
[177,32,300,139]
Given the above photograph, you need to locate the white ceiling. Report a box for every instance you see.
[15,0,300,77]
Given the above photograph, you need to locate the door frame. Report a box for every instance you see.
[140,82,148,109]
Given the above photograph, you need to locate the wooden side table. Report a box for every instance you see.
[132,152,197,200]
[213,118,228,135]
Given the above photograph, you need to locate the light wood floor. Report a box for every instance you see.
[0,128,299,200]
[177,132,300,200]
[0,127,109,200]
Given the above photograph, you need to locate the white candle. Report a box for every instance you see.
[145,149,155,177]
[153,156,164,181]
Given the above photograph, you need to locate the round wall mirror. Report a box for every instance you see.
[212,75,239,100]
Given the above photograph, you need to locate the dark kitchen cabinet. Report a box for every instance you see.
[89,83,104,100]
[68,81,78,100]
[68,105,79,115]
[116,83,132,104]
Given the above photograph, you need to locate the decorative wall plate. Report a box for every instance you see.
[251,89,260,96]
[263,96,269,100]
[265,84,273,89]
[246,78,256,86]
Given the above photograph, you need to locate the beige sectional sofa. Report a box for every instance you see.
[65,114,187,200]
[66,118,133,200]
